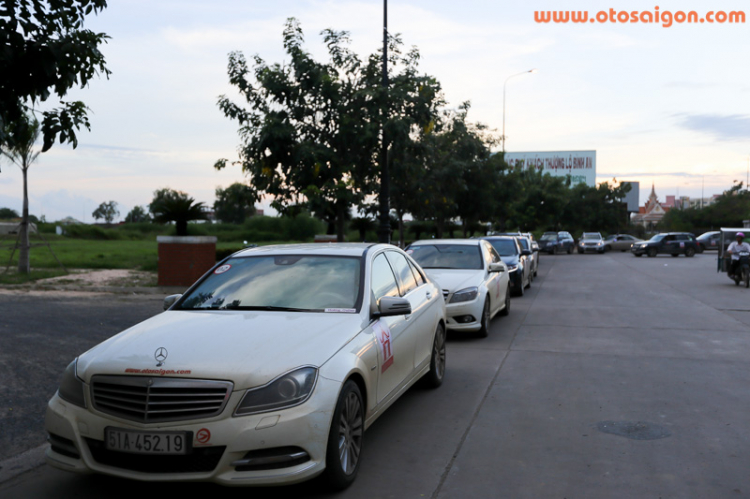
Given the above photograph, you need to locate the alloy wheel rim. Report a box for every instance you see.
[337,392,363,475]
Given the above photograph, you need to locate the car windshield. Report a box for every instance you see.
[517,238,530,250]
[649,234,666,242]
[485,239,517,256]
[178,255,361,312]
[540,234,557,241]
[582,233,601,240]
[409,244,482,270]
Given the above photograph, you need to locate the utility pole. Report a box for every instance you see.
[377,0,391,244]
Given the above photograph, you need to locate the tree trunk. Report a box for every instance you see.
[336,204,345,242]
[18,167,30,274]
[397,210,405,248]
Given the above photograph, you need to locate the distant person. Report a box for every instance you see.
[726,232,750,278]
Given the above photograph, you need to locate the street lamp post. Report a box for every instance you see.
[502,69,537,153]
[377,0,391,244]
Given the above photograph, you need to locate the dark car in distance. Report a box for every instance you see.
[539,231,575,254]
[631,232,699,257]
[483,236,532,296]
[695,231,721,253]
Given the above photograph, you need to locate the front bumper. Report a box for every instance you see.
[44,376,342,486]
[444,297,484,332]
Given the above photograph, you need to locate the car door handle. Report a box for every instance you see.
[425,291,432,300]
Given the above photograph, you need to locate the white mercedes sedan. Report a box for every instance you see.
[407,239,510,337]
[44,244,446,489]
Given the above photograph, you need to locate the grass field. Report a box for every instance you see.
[0,235,304,284]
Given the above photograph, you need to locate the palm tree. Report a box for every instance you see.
[149,189,208,236]
[0,115,40,274]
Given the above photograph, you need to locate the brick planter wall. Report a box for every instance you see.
[157,236,217,287]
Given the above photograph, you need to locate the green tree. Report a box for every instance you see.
[216,19,387,242]
[149,188,208,236]
[124,205,150,223]
[92,200,119,223]
[0,207,19,219]
[214,183,257,224]
[0,114,39,273]
[0,0,110,151]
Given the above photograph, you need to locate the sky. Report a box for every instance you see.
[1,0,749,222]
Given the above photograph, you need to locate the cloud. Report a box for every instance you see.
[676,114,750,141]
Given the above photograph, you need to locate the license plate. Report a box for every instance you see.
[105,428,190,455]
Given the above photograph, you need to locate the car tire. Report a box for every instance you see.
[577,247,582,254]
[567,246,572,254]
[324,380,364,491]
[671,253,679,257]
[604,245,612,252]
[647,248,657,258]
[421,323,446,388]
[634,253,642,257]
[685,247,695,257]
[477,298,490,338]
[500,285,511,316]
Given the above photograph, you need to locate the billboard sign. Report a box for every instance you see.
[504,150,596,187]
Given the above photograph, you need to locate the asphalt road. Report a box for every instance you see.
[1,250,749,498]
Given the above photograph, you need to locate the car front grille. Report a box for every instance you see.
[85,438,225,473]
[91,376,233,423]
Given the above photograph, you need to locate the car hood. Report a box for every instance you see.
[77,310,366,390]
[424,269,484,292]
[499,255,520,266]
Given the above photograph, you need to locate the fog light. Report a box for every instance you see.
[454,315,476,324]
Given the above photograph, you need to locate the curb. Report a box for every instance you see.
[0,444,47,484]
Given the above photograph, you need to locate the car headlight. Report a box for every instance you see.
[450,287,479,303]
[235,367,318,416]
[58,359,86,408]
[597,241,603,246]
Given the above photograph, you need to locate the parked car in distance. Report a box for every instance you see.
[696,231,721,253]
[407,239,510,337]
[483,236,531,296]
[602,234,643,252]
[539,231,575,254]
[516,235,539,278]
[631,232,699,257]
[577,232,605,254]
[44,243,447,489]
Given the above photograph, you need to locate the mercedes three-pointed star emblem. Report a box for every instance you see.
[154,347,168,366]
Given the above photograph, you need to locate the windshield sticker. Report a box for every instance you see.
[324,308,357,313]
[214,264,232,275]
[373,321,394,373]
[406,249,414,254]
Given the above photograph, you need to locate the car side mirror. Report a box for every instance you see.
[163,294,182,311]
[521,250,531,256]
[489,262,505,272]
[374,296,412,317]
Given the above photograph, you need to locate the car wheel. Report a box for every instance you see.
[567,246,572,254]
[477,298,490,338]
[324,380,364,491]
[577,247,582,254]
[634,253,642,257]
[604,245,612,252]
[422,323,446,388]
[671,253,679,257]
[647,248,657,258]
[685,247,695,257]
[500,285,511,316]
